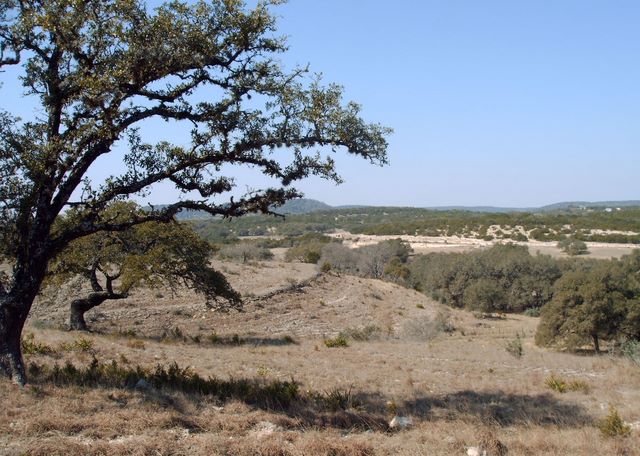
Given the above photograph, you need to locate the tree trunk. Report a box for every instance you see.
[0,300,29,385]
[593,334,600,353]
[69,292,126,331]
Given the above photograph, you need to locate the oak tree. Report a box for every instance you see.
[0,0,390,384]
[48,201,240,331]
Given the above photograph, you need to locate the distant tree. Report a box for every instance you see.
[463,278,507,312]
[0,0,389,383]
[48,202,240,331]
[217,242,273,263]
[535,263,627,352]
[557,237,589,256]
[357,239,412,279]
[319,239,411,279]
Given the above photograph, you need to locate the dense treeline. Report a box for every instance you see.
[189,206,640,244]
[406,244,562,313]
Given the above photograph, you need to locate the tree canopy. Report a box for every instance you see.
[536,252,640,352]
[0,0,390,384]
[47,201,240,330]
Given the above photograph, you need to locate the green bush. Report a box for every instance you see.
[557,237,589,256]
[545,373,567,393]
[598,406,631,437]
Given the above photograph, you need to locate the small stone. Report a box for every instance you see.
[389,415,413,429]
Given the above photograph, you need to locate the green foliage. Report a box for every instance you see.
[324,335,349,348]
[58,337,96,353]
[535,260,633,352]
[523,307,541,317]
[620,339,640,367]
[408,244,561,313]
[545,374,567,393]
[28,359,300,409]
[190,206,640,244]
[285,236,333,263]
[545,374,591,394]
[557,237,589,256]
[48,201,241,312]
[598,406,631,437]
[21,334,57,356]
[0,0,389,382]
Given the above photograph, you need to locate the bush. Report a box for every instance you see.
[505,334,524,358]
[218,243,273,263]
[402,311,452,341]
[463,278,508,312]
[523,307,541,317]
[557,237,589,256]
[620,339,640,367]
[319,239,412,279]
[21,333,57,356]
[598,406,631,437]
[285,241,324,264]
[324,335,349,348]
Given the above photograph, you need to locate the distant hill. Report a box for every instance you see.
[538,201,640,212]
[149,198,333,220]
[272,198,332,214]
[155,199,640,220]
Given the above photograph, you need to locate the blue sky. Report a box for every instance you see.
[2,1,639,207]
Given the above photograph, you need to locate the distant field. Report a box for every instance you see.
[328,231,638,259]
[189,205,640,247]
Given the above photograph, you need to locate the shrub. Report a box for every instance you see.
[598,406,631,437]
[620,339,640,367]
[324,335,349,348]
[505,333,524,359]
[402,311,452,341]
[218,243,273,263]
[21,333,57,356]
[557,237,589,256]
[524,307,541,317]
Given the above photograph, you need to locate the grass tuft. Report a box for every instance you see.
[324,335,349,348]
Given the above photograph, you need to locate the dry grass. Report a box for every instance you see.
[3,259,639,455]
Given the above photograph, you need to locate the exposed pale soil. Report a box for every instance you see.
[328,230,638,259]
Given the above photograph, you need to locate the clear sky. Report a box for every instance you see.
[2,1,639,208]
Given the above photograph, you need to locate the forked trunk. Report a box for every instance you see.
[0,301,28,385]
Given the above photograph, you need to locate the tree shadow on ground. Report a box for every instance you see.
[402,390,593,427]
[22,359,593,432]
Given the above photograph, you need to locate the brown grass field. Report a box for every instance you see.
[2,257,640,455]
